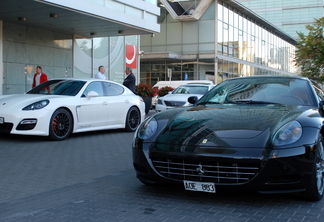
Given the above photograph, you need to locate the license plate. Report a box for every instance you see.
[0,117,3,124]
[183,180,216,193]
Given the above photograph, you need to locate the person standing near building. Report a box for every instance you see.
[32,66,48,88]
[123,67,136,93]
[32,66,49,93]
[95,65,108,80]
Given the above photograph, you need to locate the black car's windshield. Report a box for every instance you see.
[27,80,86,96]
[197,77,317,106]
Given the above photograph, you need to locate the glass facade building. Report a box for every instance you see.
[140,0,298,85]
[236,0,324,40]
[74,35,139,83]
[0,0,159,95]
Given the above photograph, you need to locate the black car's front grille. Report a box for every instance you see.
[151,157,260,184]
[164,100,186,107]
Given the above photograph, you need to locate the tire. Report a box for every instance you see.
[125,107,141,132]
[303,134,324,201]
[48,108,73,141]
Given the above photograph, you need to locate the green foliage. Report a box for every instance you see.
[295,17,324,82]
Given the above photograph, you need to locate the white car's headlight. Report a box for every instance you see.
[272,121,302,146]
[22,100,50,110]
[138,117,158,140]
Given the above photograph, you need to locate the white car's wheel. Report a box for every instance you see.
[125,107,140,132]
[48,108,73,141]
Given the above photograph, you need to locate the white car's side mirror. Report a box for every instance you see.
[87,91,99,100]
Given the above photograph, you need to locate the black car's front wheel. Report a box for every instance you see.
[125,107,140,131]
[303,134,324,201]
[48,108,73,141]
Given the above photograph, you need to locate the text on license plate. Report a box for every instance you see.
[183,180,216,193]
[0,117,3,124]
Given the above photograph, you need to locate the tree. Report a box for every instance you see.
[295,17,324,82]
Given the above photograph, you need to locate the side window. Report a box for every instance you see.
[103,82,124,96]
[311,82,324,101]
[83,82,104,97]
[315,86,324,101]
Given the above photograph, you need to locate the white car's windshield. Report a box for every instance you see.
[27,80,86,96]
[173,85,209,94]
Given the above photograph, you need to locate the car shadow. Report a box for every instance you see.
[0,133,49,142]
[136,182,304,203]
[0,128,134,142]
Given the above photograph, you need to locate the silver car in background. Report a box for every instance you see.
[155,84,215,112]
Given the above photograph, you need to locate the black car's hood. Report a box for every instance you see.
[151,104,316,153]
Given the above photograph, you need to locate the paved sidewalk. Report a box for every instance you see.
[1,168,322,222]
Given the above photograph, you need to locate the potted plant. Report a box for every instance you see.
[135,83,156,114]
[158,86,174,97]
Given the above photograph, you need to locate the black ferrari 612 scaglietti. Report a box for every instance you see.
[132,76,324,201]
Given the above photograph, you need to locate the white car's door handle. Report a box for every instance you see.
[103,102,108,105]
[125,100,130,103]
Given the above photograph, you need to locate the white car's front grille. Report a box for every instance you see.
[164,101,186,107]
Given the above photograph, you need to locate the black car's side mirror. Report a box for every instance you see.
[188,96,198,104]
[319,101,324,117]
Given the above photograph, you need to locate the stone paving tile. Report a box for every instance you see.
[0,169,322,221]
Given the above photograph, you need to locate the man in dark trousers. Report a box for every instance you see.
[123,67,136,93]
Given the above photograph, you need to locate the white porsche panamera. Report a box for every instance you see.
[0,78,145,140]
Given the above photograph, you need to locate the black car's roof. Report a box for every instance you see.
[228,75,308,81]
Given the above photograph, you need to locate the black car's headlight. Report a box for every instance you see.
[138,117,158,140]
[22,100,50,110]
[272,120,302,146]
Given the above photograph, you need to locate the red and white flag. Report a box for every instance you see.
[126,44,137,69]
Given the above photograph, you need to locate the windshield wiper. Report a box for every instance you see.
[230,100,279,104]
[198,100,279,105]
[197,101,221,105]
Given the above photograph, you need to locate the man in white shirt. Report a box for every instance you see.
[95,66,108,80]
